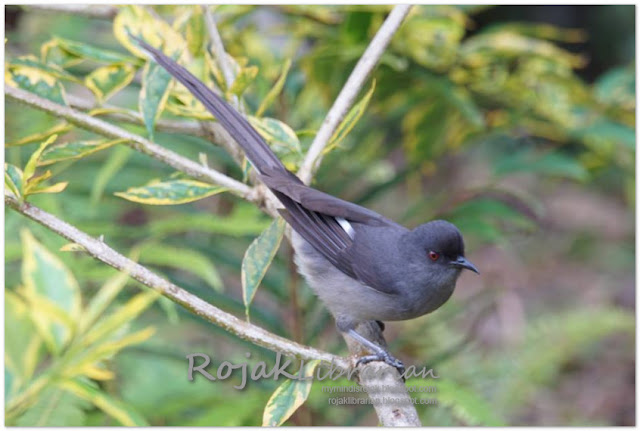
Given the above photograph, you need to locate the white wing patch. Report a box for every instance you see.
[336,216,355,239]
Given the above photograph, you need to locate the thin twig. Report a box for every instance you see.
[297,5,412,184]
[202,5,237,94]
[66,94,208,138]
[5,193,348,370]
[200,5,258,182]
[200,5,244,160]
[6,86,254,202]
[22,4,118,20]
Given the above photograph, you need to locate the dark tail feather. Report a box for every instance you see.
[135,37,361,280]
[133,37,285,176]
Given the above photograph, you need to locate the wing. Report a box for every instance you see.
[258,166,392,226]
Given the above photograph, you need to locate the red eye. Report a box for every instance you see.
[428,251,440,261]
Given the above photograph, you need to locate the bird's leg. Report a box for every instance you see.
[346,328,405,374]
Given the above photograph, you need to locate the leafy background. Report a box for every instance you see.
[4,5,635,426]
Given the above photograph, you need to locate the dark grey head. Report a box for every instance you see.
[409,220,479,275]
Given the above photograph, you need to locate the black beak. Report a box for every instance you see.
[451,256,479,274]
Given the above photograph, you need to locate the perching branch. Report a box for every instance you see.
[5,193,347,370]
[297,5,412,184]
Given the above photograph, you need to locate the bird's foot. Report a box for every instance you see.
[356,351,405,375]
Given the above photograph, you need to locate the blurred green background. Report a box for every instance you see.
[4,5,635,426]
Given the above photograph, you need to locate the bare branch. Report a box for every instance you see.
[66,94,208,138]
[6,86,254,201]
[22,4,118,20]
[345,321,422,426]
[5,193,347,369]
[360,363,422,426]
[297,5,412,184]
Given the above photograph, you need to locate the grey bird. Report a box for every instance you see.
[135,38,479,372]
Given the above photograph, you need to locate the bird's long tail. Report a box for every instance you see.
[134,37,287,177]
[134,37,369,278]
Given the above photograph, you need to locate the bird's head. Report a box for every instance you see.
[409,220,479,276]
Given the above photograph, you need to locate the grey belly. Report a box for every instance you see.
[291,232,454,323]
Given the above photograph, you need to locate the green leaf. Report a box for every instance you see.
[78,272,130,334]
[279,5,341,24]
[90,146,132,205]
[460,32,586,69]
[326,80,376,151]
[481,22,587,43]
[38,138,125,166]
[27,181,69,196]
[23,134,58,187]
[262,360,320,426]
[395,16,465,70]
[256,59,292,117]
[66,328,156,380]
[41,39,84,68]
[136,242,224,291]
[242,217,286,319]
[140,59,173,139]
[8,66,68,105]
[55,37,137,64]
[24,170,52,193]
[60,378,148,426]
[165,97,215,120]
[228,65,258,96]
[20,229,81,354]
[85,64,136,103]
[5,292,42,392]
[148,204,271,237]
[15,387,88,426]
[205,50,227,92]
[409,378,505,426]
[184,6,205,56]
[81,290,159,348]
[5,163,23,198]
[448,85,485,128]
[450,198,537,228]
[571,119,635,152]
[60,243,87,253]
[113,5,187,60]
[248,116,302,157]
[9,55,79,82]
[499,307,633,411]
[493,148,589,181]
[594,65,635,109]
[157,296,180,324]
[7,123,73,147]
[115,179,227,205]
